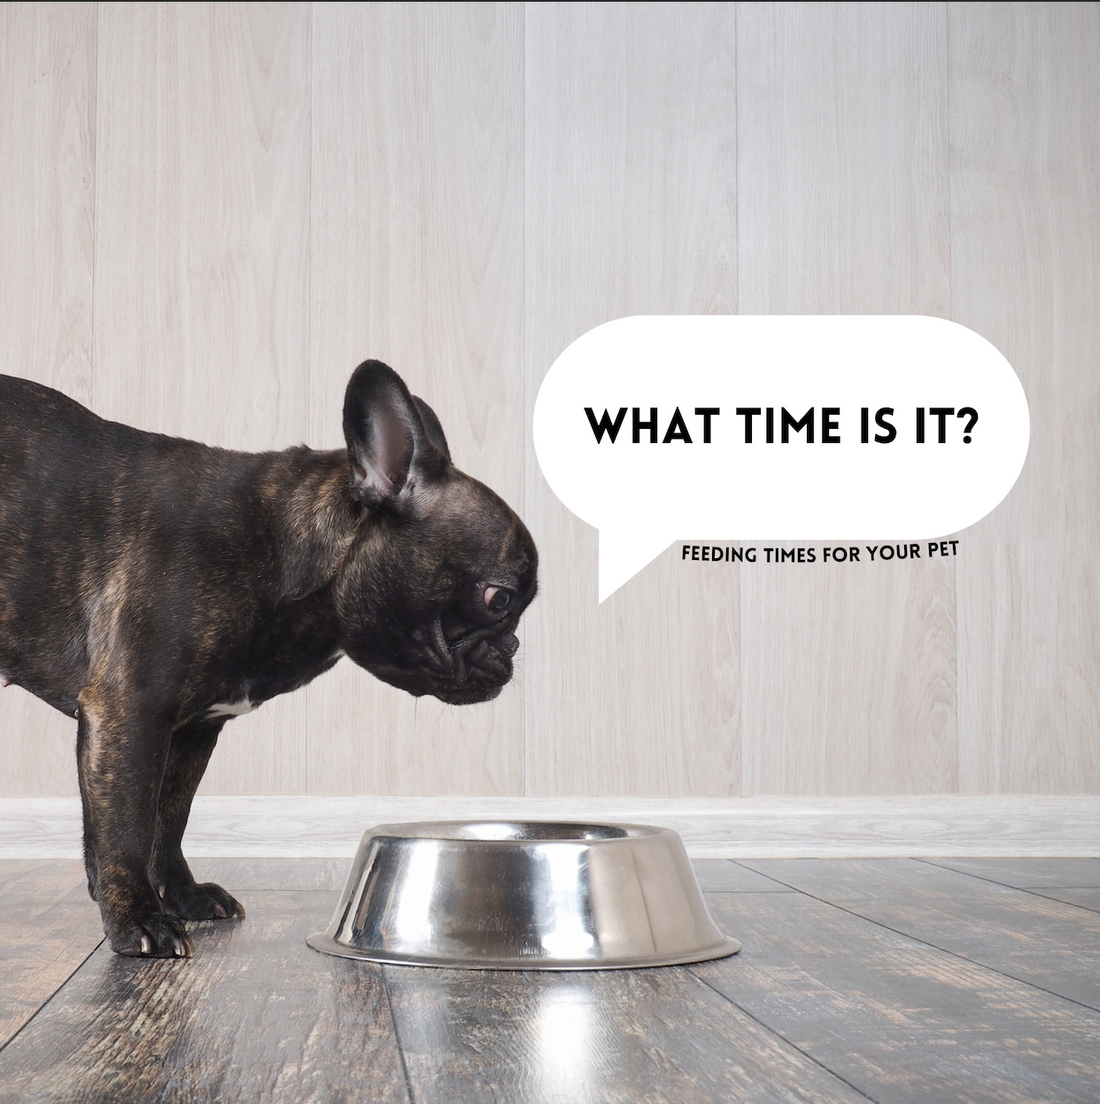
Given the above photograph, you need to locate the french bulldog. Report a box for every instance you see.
[0,361,537,958]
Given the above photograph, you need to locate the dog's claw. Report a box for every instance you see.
[108,911,192,958]
[158,879,244,922]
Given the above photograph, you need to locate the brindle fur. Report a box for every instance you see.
[0,362,537,958]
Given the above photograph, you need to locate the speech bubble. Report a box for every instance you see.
[532,316,1030,602]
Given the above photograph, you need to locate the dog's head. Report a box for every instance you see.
[333,361,537,705]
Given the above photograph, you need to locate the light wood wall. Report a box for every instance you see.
[1,3,1097,799]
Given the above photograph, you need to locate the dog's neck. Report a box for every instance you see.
[219,447,363,698]
[262,447,364,602]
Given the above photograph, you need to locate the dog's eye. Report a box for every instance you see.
[483,585,512,613]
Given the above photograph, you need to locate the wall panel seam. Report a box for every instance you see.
[519,0,528,801]
[734,0,745,799]
[90,1,101,414]
[305,0,314,793]
[946,0,962,797]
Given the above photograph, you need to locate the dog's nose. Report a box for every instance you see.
[501,633,519,657]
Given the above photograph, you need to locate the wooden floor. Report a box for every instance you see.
[1,857,1098,1103]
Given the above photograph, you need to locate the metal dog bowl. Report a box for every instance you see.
[307,821,740,970]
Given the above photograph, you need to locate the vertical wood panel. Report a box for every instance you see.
[94,2,313,794]
[743,561,957,794]
[524,2,739,796]
[736,2,957,795]
[0,3,97,797]
[306,2,525,794]
[952,3,1100,793]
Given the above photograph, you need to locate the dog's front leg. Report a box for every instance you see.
[150,718,245,922]
[77,695,192,958]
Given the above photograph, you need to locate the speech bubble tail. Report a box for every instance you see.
[598,528,674,604]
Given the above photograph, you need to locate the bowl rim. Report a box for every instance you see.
[305,929,741,971]
[360,819,677,844]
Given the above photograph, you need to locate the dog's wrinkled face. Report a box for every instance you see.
[333,362,537,705]
[336,477,537,703]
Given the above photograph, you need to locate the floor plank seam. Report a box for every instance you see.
[726,860,794,890]
[914,857,1100,912]
[688,970,881,1104]
[702,889,796,895]
[380,965,418,1104]
[0,936,104,1056]
[1026,889,1100,915]
[734,863,1100,1017]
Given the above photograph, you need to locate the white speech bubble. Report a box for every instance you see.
[533,316,1030,602]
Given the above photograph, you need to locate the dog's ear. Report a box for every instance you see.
[343,361,449,515]
[412,396,451,463]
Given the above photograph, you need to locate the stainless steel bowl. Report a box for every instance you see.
[307,820,740,970]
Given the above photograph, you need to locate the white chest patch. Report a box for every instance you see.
[206,697,257,719]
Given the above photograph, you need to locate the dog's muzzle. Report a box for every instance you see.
[369,622,520,704]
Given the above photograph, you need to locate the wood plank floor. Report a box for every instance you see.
[1,858,1097,1103]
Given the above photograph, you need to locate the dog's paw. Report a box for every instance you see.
[161,880,246,922]
[108,911,193,958]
